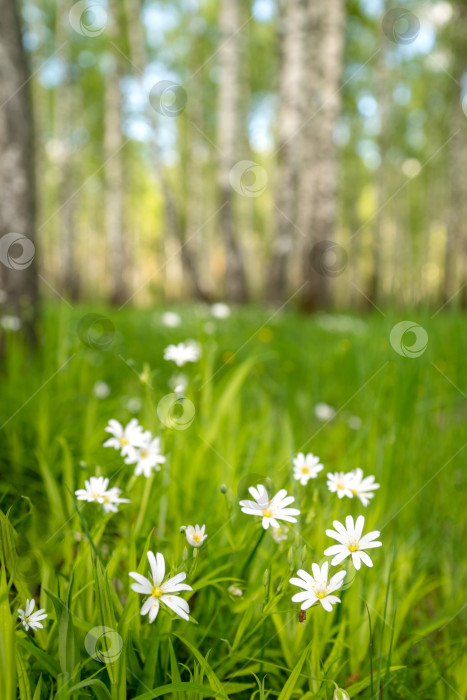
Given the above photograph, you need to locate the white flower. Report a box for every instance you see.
[101,487,131,513]
[93,381,110,399]
[327,469,380,506]
[324,515,382,570]
[348,415,362,430]
[228,585,243,597]
[126,433,166,477]
[290,562,346,612]
[75,476,130,513]
[126,397,142,414]
[169,373,189,395]
[240,484,300,530]
[293,452,324,485]
[163,341,201,367]
[129,551,192,623]
[103,418,145,459]
[185,524,207,547]
[314,403,336,422]
[211,303,230,319]
[162,311,182,327]
[1,315,22,331]
[327,471,355,499]
[18,599,48,632]
[348,468,380,506]
[270,525,289,543]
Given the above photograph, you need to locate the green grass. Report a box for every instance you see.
[1,304,466,699]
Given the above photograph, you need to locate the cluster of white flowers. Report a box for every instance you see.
[103,418,166,478]
[238,450,382,615]
[327,467,380,506]
[75,476,130,513]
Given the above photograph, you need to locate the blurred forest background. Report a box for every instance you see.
[1,0,467,327]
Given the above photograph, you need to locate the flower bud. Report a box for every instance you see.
[301,545,307,564]
[182,546,189,561]
[262,569,269,587]
[180,525,187,533]
[220,484,227,494]
[333,689,350,700]
[287,547,294,567]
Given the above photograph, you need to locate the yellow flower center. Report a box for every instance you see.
[348,543,359,552]
[337,482,345,490]
[103,495,109,503]
[262,509,272,518]
[120,437,129,445]
[140,450,147,458]
[152,586,163,598]
[301,467,310,474]
[316,590,326,599]
[193,533,200,543]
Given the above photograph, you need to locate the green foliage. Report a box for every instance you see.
[1,305,466,697]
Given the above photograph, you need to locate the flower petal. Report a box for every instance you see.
[161,595,190,621]
[148,551,165,586]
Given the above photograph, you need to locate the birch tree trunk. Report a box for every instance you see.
[266,0,306,302]
[54,10,80,301]
[217,0,248,303]
[104,48,127,305]
[444,3,467,306]
[299,0,345,311]
[0,0,39,343]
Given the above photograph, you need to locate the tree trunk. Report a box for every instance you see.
[54,12,80,301]
[266,0,306,303]
[444,4,466,307]
[0,0,39,343]
[299,0,345,312]
[104,49,127,305]
[217,0,248,303]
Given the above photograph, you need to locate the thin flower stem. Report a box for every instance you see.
[240,528,266,580]
[134,473,155,536]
